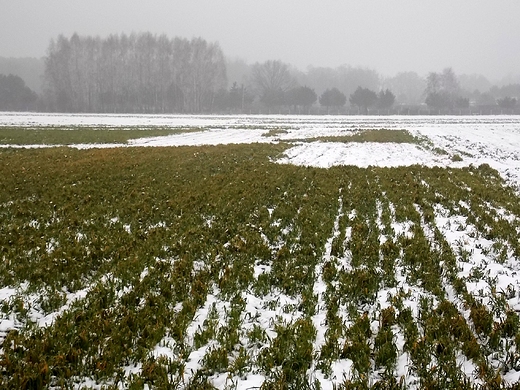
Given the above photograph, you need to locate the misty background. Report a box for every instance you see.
[1,0,520,113]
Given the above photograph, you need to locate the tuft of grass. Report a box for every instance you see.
[433,147,449,155]
[262,127,290,138]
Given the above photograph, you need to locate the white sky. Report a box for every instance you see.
[2,0,520,79]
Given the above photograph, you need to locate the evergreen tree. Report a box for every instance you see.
[0,74,38,111]
[377,89,396,109]
[319,88,346,112]
[349,86,378,114]
[285,86,317,112]
[497,96,517,109]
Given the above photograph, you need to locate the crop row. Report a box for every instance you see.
[0,144,519,388]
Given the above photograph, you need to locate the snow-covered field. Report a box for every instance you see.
[2,113,520,189]
[1,113,520,389]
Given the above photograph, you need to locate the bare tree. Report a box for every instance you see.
[44,35,73,111]
[382,71,425,105]
[425,68,461,109]
[184,38,227,112]
[425,72,442,95]
[43,33,227,113]
[251,60,296,102]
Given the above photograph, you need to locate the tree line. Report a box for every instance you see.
[43,33,226,113]
[219,60,517,114]
[422,68,517,110]
[0,33,519,113]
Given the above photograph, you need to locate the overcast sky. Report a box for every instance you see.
[2,0,519,79]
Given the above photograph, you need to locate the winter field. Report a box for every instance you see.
[1,113,520,389]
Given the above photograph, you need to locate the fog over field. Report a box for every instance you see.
[2,3,520,388]
[2,0,520,80]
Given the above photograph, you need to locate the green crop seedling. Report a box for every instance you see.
[1,128,520,389]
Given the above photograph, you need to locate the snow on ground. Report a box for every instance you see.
[129,127,269,147]
[0,112,242,128]
[2,113,520,189]
[2,113,520,388]
[277,142,447,169]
